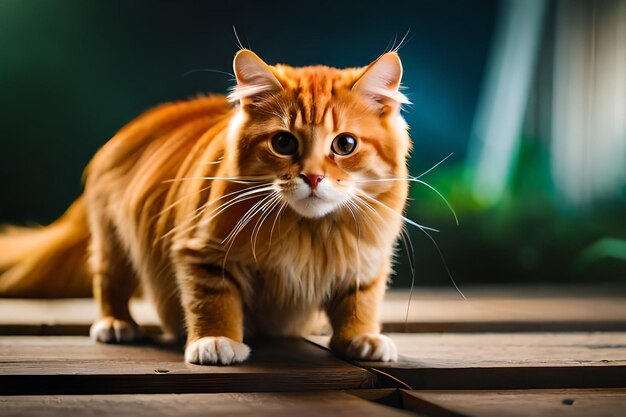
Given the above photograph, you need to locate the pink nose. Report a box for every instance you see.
[300,173,325,190]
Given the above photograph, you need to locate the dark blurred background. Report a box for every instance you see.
[1,0,624,287]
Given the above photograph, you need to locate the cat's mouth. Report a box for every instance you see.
[286,195,339,218]
[276,176,350,218]
[284,190,348,219]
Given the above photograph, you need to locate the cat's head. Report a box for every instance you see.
[227,50,411,219]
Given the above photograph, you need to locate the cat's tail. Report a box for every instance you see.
[0,197,92,297]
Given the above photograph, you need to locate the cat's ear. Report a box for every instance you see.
[230,50,283,103]
[352,52,410,110]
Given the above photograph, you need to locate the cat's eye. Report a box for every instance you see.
[331,134,357,156]
[271,132,299,156]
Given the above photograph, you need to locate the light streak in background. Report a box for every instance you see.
[551,0,626,206]
[465,0,547,206]
[466,0,626,207]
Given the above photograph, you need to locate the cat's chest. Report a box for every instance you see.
[251,225,385,304]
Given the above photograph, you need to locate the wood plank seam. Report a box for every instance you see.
[301,337,415,390]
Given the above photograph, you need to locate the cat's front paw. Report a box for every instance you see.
[342,333,398,362]
[184,336,250,365]
[90,316,144,344]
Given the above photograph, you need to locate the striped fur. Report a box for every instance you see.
[0,50,411,364]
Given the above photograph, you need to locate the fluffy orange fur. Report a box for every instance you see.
[0,50,411,364]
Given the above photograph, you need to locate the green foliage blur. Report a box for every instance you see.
[397,137,626,286]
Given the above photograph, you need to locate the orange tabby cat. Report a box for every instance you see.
[0,50,410,364]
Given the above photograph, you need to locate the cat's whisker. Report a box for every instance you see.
[249,194,281,251]
[221,194,275,246]
[220,196,275,266]
[186,193,269,238]
[384,33,398,55]
[162,185,275,240]
[251,196,283,261]
[414,152,454,179]
[342,200,361,241]
[202,183,275,216]
[232,25,246,51]
[342,200,361,294]
[268,200,288,246]
[160,205,209,240]
[354,176,458,225]
[349,195,386,242]
[353,195,415,266]
[410,220,467,301]
[357,192,439,233]
[163,187,269,239]
[201,185,275,218]
[408,178,458,225]
[159,181,270,226]
[181,68,235,79]
[162,175,275,185]
[400,227,416,287]
[220,192,279,277]
[343,199,366,320]
[154,184,212,220]
[400,227,416,331]
[351,193,383,221]
[198,187,275,231]
[354,178,407,183]
[357,192,466,301]
[390,29,413,54]
[222,191,278,245]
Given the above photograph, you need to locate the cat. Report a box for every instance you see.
[0,49,411,365]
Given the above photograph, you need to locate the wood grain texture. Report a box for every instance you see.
[308,333,626,389]
[344,388,404,408]
[401,389,626,417]
[0,299,160,335]
[0,337,375,395]
[0,391,418,417]
[3,285,626,335]
[382,286,626,332]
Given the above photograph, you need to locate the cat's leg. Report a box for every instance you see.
[88,220,143,343]
[326,272,398,362]
[176,263,250,365]
[143,269,185,344]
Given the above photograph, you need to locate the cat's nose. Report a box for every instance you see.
[299,173,325,191]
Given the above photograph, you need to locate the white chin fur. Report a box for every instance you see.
[288,197,339,218]
[285,177,347,218]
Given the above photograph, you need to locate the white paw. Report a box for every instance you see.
[89,317,144,343]
[345,333,398,362]
[184,336,250,365]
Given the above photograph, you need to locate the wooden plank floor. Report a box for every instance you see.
[382,285,626,332]
[2,285,626,415]
[0,391,417,417]
[0,336,375,394]
[308,332,626,390]
[399,389,626,417]
[2,285,625,335]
